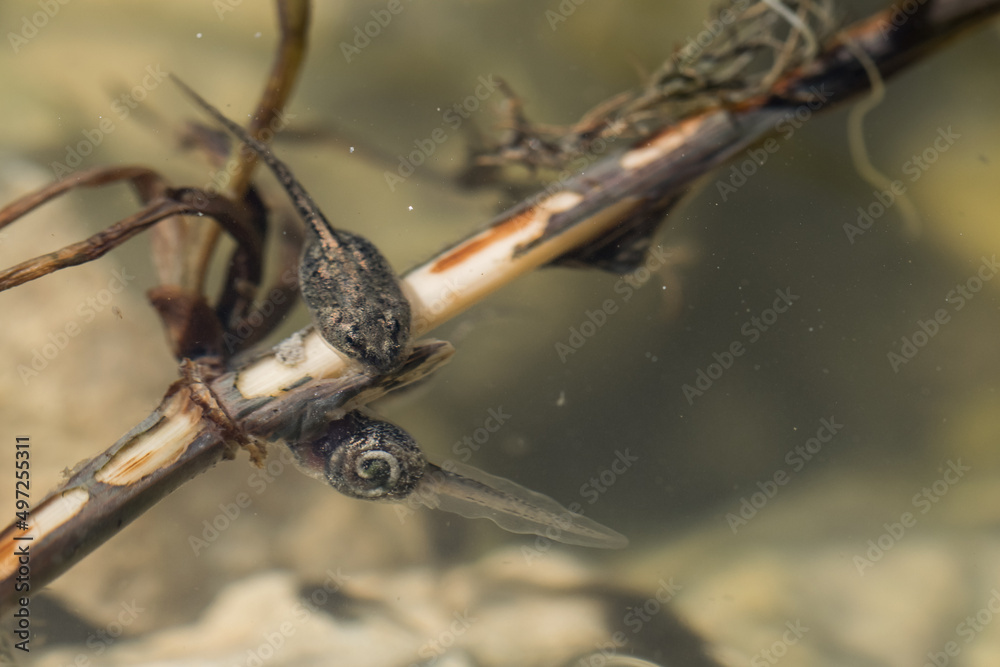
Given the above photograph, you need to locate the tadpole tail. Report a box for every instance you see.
[414,462,629,549]
[170,74,333,240]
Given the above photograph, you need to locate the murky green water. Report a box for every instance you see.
[1,1,999,665]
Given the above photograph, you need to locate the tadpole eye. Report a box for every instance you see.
[323,414,425,500]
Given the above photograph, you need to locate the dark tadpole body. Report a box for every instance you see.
[172,77,411,373]
[298,229,411,375]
